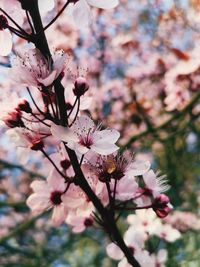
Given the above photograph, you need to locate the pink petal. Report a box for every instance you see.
[47,170,66,191]
[30,180,49,194]
[51,205,67,225]
[93,129,120,144]
[26,194,50,213]
[73,0,91,27]
[87,0,119,9]
[37,70,57,86]
[38,0,55,14]
[128,161,151,176]
[106,243,124,260]
[91,143,119,155]
[143,170,157,189]
[51,123,78,142]
[0,30,12,56]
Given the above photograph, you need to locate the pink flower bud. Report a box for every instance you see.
[153,194,173,218]
[3,110,24,128]
[73,77,89,97]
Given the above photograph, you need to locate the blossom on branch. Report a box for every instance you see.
[27,170,68,225]
[51,115,120,155]
[0,0,24,55]
[0,19,12,56]
[10,48,67,87]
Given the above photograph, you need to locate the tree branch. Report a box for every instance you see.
[20,1,141,265]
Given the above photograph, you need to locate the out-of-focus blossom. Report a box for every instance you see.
[127,209,181,242]
[68,0,119,27]
[164,211,200,231]
[0,28,12,56]
[5,127,45,164]
[0,0,24,55]
[38,0,55,14]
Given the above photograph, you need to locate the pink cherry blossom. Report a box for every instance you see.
[65,214,94,233]
[5,126,46,164]
[151,249,168,267]
[142,170,170,198]
[0,29,12,56]
[135,170,170,206]
[27,170,68,225]
[127,209,181,242]
[0,0,24,56]
[10,48,67,87]
[107,241,155,267]
[51,115,120,155]
[69,0,119,27]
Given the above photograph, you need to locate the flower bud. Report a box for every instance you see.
[152,194,173,218]
[30,140,44,151]
[17,100,32,113]
[73,77,89,97]
[0,15,8,30]
[3,110,24,128]
[84,218,93,227]
[60,159,71,170]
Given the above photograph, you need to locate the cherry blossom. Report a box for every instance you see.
[27,170,68,225]
[0,0,24,56]
[65,214,94,233]
[135,170,170,206]
[143,170,170,197]
[5,126,46,164]
[51,115,120,155]
[107,239,155,267]
[127,209,181,242]
[10,48,67,87]
[69,0,119,27]
[0,28,12,56]
[84,152,150,201]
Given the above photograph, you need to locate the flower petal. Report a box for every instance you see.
[87,0,119,9]
[51,123,78,142]
[51,205,67,225]
[26,194,50,213]
[128,160,151,176]
[106,243,124,260]
[73,0,92,27]
[37,70,57,86]
[91,143,119,155]
[0,30,12,56]
[93,129,120,144]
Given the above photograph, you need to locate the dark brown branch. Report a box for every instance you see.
[22,1,140,266]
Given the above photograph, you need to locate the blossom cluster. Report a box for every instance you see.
[0,42,172,264]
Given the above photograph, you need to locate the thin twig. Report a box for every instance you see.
[43,1,70,31]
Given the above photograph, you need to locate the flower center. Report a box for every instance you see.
[79,131,93,149]
[50,191,63,205]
